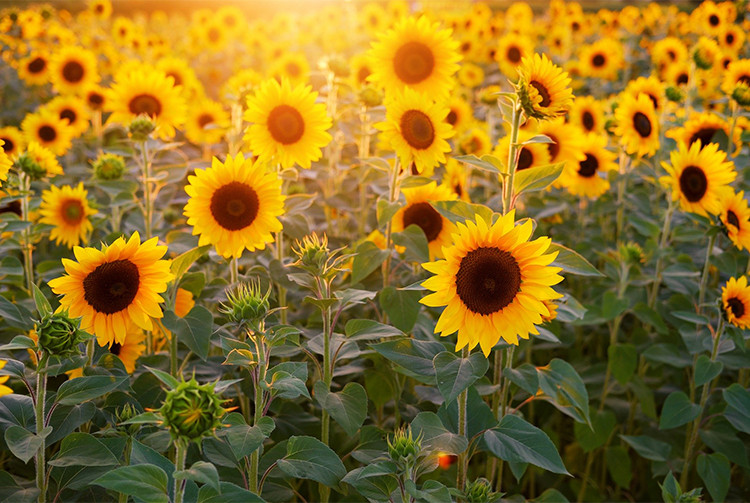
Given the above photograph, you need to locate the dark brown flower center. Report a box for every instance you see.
[402,201,442,242]
[400,109,434,150]
[507,46,521,63]
[679,165,708,202]
[632,112,652,137]
[129,94,162,117]
[83,259,140,314]
[455,247,521,315]
[60,108,77,124]
[530,80,551,108]
[197,113,214,128]
[578,154,599,178]
[393,41,435,84]
[267,104,305,145]
[517,147,533,170]
[61,199,84,225]
[39,125,57,142]
[210,181,259,231]
[727,210,740,229]
[688,127,718,147]
[592,54,606,67]
[582,111,595,131]
[28,57,46,74]
[62,61,85,83]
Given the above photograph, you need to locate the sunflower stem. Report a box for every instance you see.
[456,347,469,496]
[35,352,48,503]
[681,317,724,488]
[383,158,401,291]
[173,440,187,503]
[697,232,717,314]
[20,173,35,295]
[502,102,523,215]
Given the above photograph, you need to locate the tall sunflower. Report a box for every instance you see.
[49,46,99,95]
[421,211,563,356]
[392,182,456,259]
[38,183,96,248]
[722,276,750,329]
[559,133,617,198]
[106,66,186,141]
[719,191,750,251]
[376,87,454,174]
[660,142,735,217]
[48,232,174,347]
[21,111,73,156]
[614,92,660,158]
[184,153,285,259]
[516,53,574,120]
[244,78,332,169]
[368,15,461,98]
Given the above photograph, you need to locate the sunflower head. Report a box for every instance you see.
[722,276,750,329]
[158,376,231,443]
[36,312,87,358]
[515,53,574,120]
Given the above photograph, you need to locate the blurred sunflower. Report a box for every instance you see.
[244,78,332,169]
[49,46,99,95]
[516,53,573,120]
[614,93,659,158]
[722,276,750,329]
[392,182,456,259]
[106,66,186,140]
[376,87,454,174]
[569,96,605,134]
[185,99,230,146]
[660,142,735,217]
[17,51,49,86]
[48,232,173,347]
[45,95,91,138]
[560,133,617,198]
[184,153,285,259]
[0,127,24,158]
[38,183,96,248]
[495,34,533,78]
[21,111,73,156]
[719,191,750,251]
[421,211,563,356]
[368,15,460,97]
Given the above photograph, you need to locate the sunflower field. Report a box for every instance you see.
[1,0,750,502]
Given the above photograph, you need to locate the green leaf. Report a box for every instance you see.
[605,445,632,488]
[5,425,51,463]
[433,351,489,404]
[695,355,723,387]
[659,391,700,430]
[345,319,404,341]
[175,461,220,493]
[378,286,421,332]
[161,305,213,360]
[410,412,467,455]
[313,382,367,437]
[392,225,429,264]
[514,162,565,195]
[351,241,388,285]
[144,366,180,388]
[277,436,346,487]
[32,284,51,318]
[0,295,34,330]
[48,433,119,467]
[574,409,616,452]
[548,243,603,277]
[454,154,503,174]
[93,464,169,503]
[170,245,211,279]
[537,359,591,426]
[483,415,569,475]
[370,338,444,384]
[433,200,494,226]
[620,435,671,461]
[55,375,127,406]
[697,453,730,503]
[608,344,637,386]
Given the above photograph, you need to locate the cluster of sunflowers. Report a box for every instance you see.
[0,0,749,502]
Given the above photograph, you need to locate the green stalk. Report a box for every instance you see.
[35,352,48,503]
[20,173,34,294]
[173,440,187,503]
[382,159,401,290]
[502,103,523,215]
[250,330,266,494]
[456,347,470,496]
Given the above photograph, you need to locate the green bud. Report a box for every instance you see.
[129,115,156,141]
[732,83,750,107]
[387,426,422,468]
[92,153,126,181]
[14,153,46,180]
[465,478,498,503]
[159,376,229,443]
[359,86,383,108]
[292,233,330,275]
[220,281,270,327]
[36,313,85,357]
[665,86,684,103]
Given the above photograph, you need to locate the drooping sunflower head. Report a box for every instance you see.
[392,181,456,259]
[48,232,174,347]
[244,78,332,169]
[38,182,96,249]
[184,153,285,259]
[49,46,99,95]
[21,110,73,157]
[515,53,573,120]
[660,141,736,217]
[421,211,563,356]
[719,191,750,251]
[722,276,750,329]
[368,15,461,98]
[376,87,454,174]
[614,92,660,158]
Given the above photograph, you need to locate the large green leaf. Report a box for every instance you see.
[55,375,127,406]
[161,305,213,360]
[276,436,346,487]
[659,391,700,430]
[483,415,569,475]
[314,381,367,437]
[94,464,169,503]
[433,351,488,404]
[697,453,730,503]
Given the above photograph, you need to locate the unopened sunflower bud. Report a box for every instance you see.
[732,84,750,107]
[293,233,330,275]
[327,56,350,78]
[36,312,85,357]
[220,281,270,327]
[129,115,155,141]
[14,153,45,180]
[159,376,229,443]
[359,85,383,108]
[465,478,498,503]
[92,152,126,181]
[388,426,422,468]
[665,86,684,103]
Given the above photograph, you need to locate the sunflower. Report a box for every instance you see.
[184,153,285,259]
[0,127,24,158]
[443,158,470,201]
[625,75,665,113]
[49,46,99,95]
[392,182,456,259]
[559,133,617,199]
[376,87,454,174]
[666,112,737,150]
[516,53,574,120]
[722,59,750,95]
[494,130,551,173]
[445,95,473,132]
[495,34,534,78]
[569,96,605,134]
[21,111,73,156]
[48,232,173,347]
[421,211,563,356]
[579,39,622,80]
[270,53,310,86]
[244,78,332,169]
[45,95,91,138]
[722,277,750,329]
[16,142,63,179]
[184,99,230,146]
[106,66,186,141]
[660,142,735,217]
[368,15,461,98]
[719,191,750,251]
[17,51,50,86]
[614,93,660,158]
[38,183,96,248]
